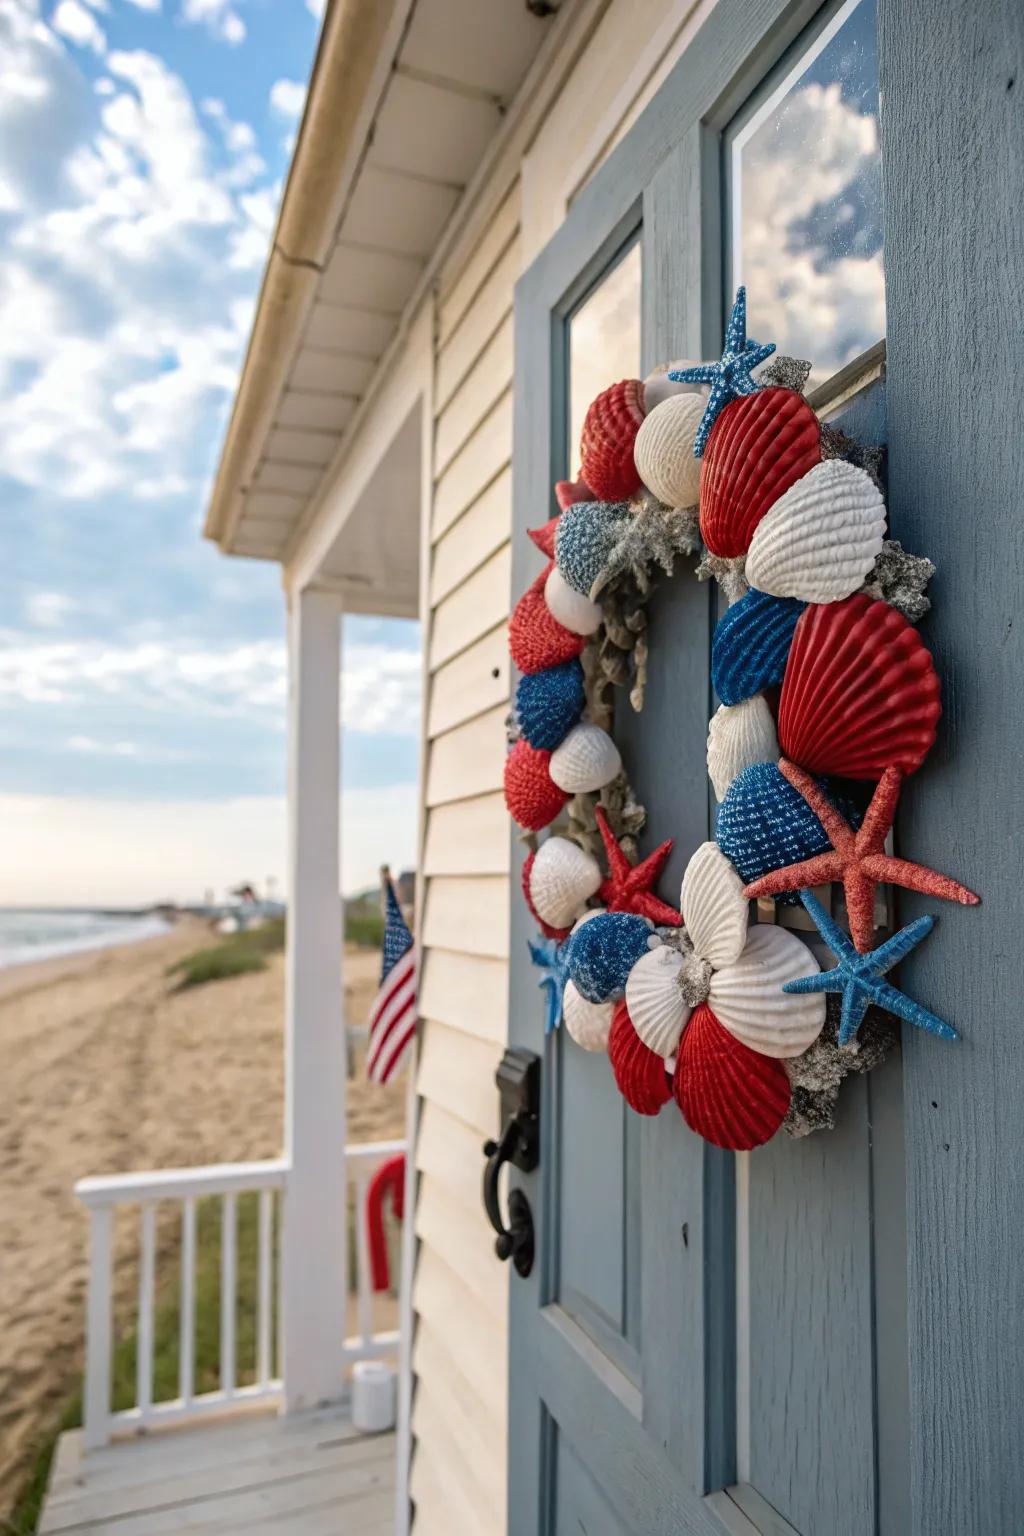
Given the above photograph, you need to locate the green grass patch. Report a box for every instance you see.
[344,907,384,949]
[166,917,286,991]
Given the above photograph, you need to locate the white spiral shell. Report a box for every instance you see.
[680,842,748,969]
[528,837,602,930]
[633,394,704,509]
[549,722,622,794]
[544,564,603,636]
[706,696,780,802]
[624,945,690,1058]
[563,980,614,1051]
[708,924,825,1059]
[745,459,887,604]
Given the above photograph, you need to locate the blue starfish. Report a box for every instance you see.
[528,935,571,1035]
[668,286,776,457]
[782,891,958,1046]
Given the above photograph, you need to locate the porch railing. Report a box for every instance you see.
[76,1139,406,1450]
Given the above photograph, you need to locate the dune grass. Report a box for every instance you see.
[166,918,286,991]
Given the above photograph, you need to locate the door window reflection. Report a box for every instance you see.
[566,242,642,473]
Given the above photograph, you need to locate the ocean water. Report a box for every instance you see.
[0,908,171,969]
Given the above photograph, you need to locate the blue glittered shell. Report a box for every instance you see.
[712,588,805,707]
[565,912,653,1003]
[554,500,630,596]
[715,761,862,900]
[515,659,586,751]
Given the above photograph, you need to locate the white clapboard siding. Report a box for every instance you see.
[437,183,519,345]
[429,546,511,671]
[425,707,507,807]
[416,1098,498,1215]
[431,393,513,541]
[411,181,522,1536]
[413,1381,505,1532]
[418,1021,505,1138]
[434,313,515,475]
[418,949,508,1041]
[415,1176,504,1324]
[435,241,519,409]
[413,1245,508,1418]
[414,1322,507,1519]
[428,625,509,739]
[430,468,512,606]
[422,794,510,878]
[421,876,509,957]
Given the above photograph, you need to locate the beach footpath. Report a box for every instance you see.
[0,922,401,1526]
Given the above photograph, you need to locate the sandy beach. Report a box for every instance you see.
[0,922,403,1524]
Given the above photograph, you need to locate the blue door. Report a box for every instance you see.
[505,1,1024,1533]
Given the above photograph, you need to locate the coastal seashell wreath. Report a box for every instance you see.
[505,288,980,1150]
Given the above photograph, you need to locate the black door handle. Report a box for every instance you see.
[483,1120,535,1277]
[481,1048,540,1278]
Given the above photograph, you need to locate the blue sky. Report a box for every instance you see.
[0,0,420,906]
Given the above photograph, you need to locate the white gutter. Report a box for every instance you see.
[204,0,410,549]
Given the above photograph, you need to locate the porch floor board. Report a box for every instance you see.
[38,1404,395,1534]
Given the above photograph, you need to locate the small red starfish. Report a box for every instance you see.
[743,758,979,952]
[595,806,682,925]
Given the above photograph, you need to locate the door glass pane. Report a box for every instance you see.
[730,0,883,388]
[566,242,642,473]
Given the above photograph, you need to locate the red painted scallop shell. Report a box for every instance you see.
[503,740,569,831]
[777,592,941,779]
[521,849,571,941]
[699,387,821,557]
[673,1002,790,1151]
[608,999,672,1116]
[509,563,586,675]
[579,379,645,502]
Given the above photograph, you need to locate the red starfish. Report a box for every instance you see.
[595,806,682,925]
[743,759,979,952]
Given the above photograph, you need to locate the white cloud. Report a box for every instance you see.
[0,786,418,906]
[123,0,162,10]
[181,0,245,44]
[0,632,421,735]
[52,0,107,54]
[305,0,325,18]
[68,734,140,756]
[269,78,305,118]
[25,591,77,629]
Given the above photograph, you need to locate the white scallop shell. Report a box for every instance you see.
[642,361,708,413]
[633,394,704,509]
[624,945,690,1058]
[745,459,887,604]
[529,837,602,929]
[680,842,748,969]
[562,979,614,1051]
[544,565,603,636]
[549,723,622,794]
[708,924,825,1059]
[706,696,780,802]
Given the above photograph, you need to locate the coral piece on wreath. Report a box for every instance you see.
[591,501,700,598]
[699,386,822,558]
[743,759,979,951]
[608,999,672,1115]
[784,890,957,1045]
[503,739,570,831]
[509,563,586,675]
[668,287,777,458]
[579,379,646,501]
[778,592,941,779]
[783,995,895,1138]
[861,538,935,623]
[674,1001,791,1151]
[594,806,682,925]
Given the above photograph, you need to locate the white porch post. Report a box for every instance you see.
[281,586,347,1411]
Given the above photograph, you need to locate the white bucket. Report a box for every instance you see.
[351,1360,397,1433]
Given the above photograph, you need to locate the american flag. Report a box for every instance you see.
[365,871,418,1084]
